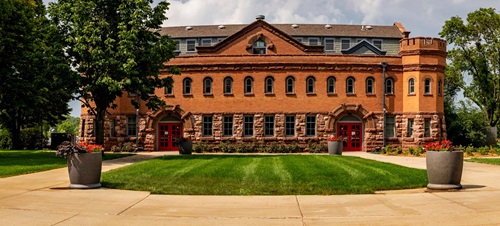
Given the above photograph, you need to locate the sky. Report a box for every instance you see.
[58,0,500,117]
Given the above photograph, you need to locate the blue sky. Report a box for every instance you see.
[57,0,500,117]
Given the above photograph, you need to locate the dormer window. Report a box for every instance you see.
[252,39,266,54]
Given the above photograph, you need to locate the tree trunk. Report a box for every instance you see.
[485,126,498,146]
[95,109,105,146]
[10,126,21,150]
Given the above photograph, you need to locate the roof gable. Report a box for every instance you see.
[196,19,323,55]
[341,40,387,55]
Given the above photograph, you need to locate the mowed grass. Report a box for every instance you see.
[466,158,500,165]
[0,150,135,178]
[101,155,428,195]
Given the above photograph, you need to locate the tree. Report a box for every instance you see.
[0,0,77,149]
[48,0,179,146]
[440,8,500,144]
[57,116,80,135]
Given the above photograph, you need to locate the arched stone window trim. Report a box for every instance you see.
[246,33,275,51]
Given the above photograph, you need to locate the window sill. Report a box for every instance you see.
[366,93,376,97]
[203,94,214,97]
[327,93,337,97]
[223,93,234,97]
[306,93,317,96]
[286,93,296,97]
[164,94,175,98]
[423,93,433,96]
[183,94,193,97]
[346,93,356,97]
[385,93,394,96]
[244,93,254,97]
[265,93,275,97]
[407,94,416,96]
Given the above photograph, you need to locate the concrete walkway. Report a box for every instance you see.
[1,152,499,225]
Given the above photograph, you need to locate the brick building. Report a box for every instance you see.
[80,16,447,152]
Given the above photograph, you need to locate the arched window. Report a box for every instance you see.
[165,84,173,95]
[183,78,192,95]
[385,78,394,94]
[438,79,442,96]
[265,76,274,94]
[424,78,431,94]
[286,76,295,94]
[408,78,415,94]
[244,76,254,94]
[327,76,336,94]
[252,39,266,54]
[306,76,315,94]
[223,77,233,94]
[203,77,212,95]
[346,77,355,94]
[366,77,374,94]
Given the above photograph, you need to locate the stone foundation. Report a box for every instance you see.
[80,110,446,152]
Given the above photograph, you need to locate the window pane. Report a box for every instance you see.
[245,78,253,94]
[187,40,196,52]
[203,115,213,136]
[110,119,116,137]
[385,116,395,137]
[409,79,415,94]
[204,79,212,94]
[223,116,233,136]
[224,78,232,94]
[244,115,254,136]
[424,118,431,137]
[265,77,273,93]
[286,78,294,93]
[373,40,382,49]
[386,79,393,94]
[366,78,373,94]
[424,79,431,94]
[165,85,173,95]
[264,115,275,136]
[347,78,354,94]
[327,77,335,93]
[407,118,414,137]
[183,79,191,94]
[325,39,334,51]
[285,116,295,136]
[341,39,350,50]
[307,77,315,93]
[306,115,316,136]
[309,38,319,46]
[252,40,266,54]
[127,116,137,136]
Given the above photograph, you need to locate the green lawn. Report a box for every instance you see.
[466,158,500,165]
[0,150,135,178]
[102,155,428,195]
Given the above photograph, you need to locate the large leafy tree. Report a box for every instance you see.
[48,0,178,145]
[440,8,500,144]
[0,0,77,149]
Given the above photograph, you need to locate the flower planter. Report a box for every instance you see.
[328,141,342,155]
[178,140,193,155]
[426,150,463,190]
[67,152,102,189]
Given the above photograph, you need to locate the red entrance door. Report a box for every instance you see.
[158,123,182,151]
[337,123,363,151]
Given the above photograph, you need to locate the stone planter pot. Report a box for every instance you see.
[67,152,102,189]
[426,150,463,190]
[178,140,193,155]
[328,141,342,155]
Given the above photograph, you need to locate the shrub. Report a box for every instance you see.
[464,146,475,156]
[477,146,489,156]
[307,141,327,153]
[286,142,301,153]
[408,146,424,157]
[0,129,12,149]
[196,142,213,153]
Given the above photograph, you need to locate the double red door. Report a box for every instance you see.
[337,123,362,151]
[158,123,182,151]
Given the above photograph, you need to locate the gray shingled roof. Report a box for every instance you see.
[159,23,403,39]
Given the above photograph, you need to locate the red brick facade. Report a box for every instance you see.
[80,19,447,152]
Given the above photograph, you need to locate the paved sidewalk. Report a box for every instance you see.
[0,152,499,225]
